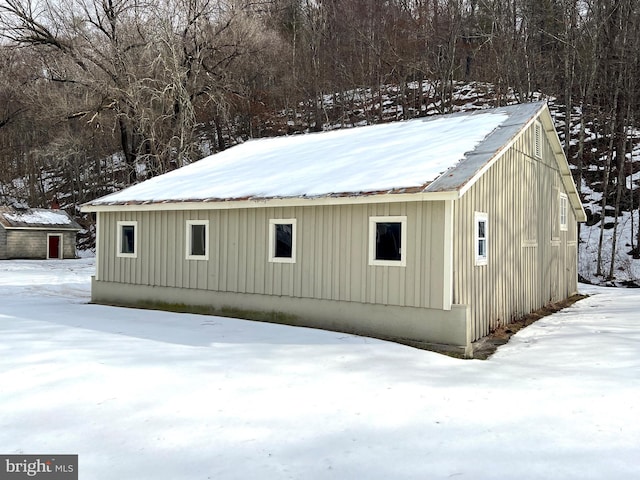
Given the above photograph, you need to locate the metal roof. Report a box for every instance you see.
[0,206,82,231]
[82,101,585,222]
[425,102,544,193]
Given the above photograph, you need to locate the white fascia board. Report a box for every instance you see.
[442,200,454,310]
[80,190,460,213]
[538,108,587,223]
[95,212,101,280]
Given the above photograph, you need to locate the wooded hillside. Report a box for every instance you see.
[1,0,639,283]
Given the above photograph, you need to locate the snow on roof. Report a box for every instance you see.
[5,210,72,225]
[0,207,81,230]
[87,102,545,206]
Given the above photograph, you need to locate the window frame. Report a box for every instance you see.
[559,193,568,231]
[368,215,407,267]
[268,218,297,264]
[186,220,209,260]
[474,212,488,266]
[117,221,138,258]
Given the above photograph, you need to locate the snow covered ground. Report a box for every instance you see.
[1,258,639,479]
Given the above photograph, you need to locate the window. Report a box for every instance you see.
[475,212,488,266]
[559,193,568,231]
[369,216,407,267]
[186,220,209,260]
[117,221,137,258]
[534,121,542,159]
[269,219,296,263]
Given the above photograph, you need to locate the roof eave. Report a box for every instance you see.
[439,102,546,197]
[437,102,586,223]
[538,107,587,223]
[80,190,461,213]
[1,225,82,231]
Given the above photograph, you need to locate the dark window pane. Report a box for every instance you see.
[121,225,135,254]
[275,224,293,258]
[478,239,486,257]
[375,222,401,261]
[191,224,206,256]
[478,221,485,239]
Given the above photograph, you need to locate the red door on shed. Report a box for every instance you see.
[48,235,61,259]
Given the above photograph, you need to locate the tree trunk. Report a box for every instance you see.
[118,117,137,185]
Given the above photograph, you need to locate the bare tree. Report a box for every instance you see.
[0,0,271,184]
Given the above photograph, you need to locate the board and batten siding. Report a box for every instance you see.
[96,201,448,310]
[453,119,579,342]
[0,226,6,259]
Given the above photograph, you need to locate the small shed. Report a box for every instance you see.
[82,102,586,354]
[0,206,82,259]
